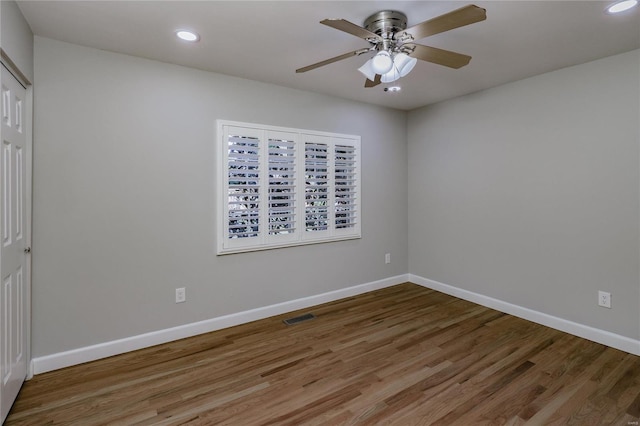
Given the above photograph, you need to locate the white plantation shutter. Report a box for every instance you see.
[218,121,360,254]
[223,126,262,250]
[267,132,298,243]
[304,137,330,235]
[334,143,358,232]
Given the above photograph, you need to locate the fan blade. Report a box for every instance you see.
[364,74,381,88]
[407,44,471,69]
[397,4,486,41]
[321,18,381,41]
[296,49,368,73]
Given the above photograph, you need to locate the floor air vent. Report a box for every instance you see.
[283,313,316,325]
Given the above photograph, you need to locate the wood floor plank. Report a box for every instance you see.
[5,283,640,425]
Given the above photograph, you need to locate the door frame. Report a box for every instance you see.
[0,53,33,382]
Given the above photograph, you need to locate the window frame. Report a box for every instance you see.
[217,120,361,255]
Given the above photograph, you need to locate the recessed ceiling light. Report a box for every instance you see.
[176,30,200,42]
[384,86,401,92]
[606,0,638,14]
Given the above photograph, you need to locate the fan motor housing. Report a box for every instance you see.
[363,10,408,38]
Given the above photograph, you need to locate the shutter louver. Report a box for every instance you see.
[227,134,260,239]
[335,144,358,230]
[305,142,329,232]
[268,138,296,235]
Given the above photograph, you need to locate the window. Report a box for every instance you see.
[217,120,361,254]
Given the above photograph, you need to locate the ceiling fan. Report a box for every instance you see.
[296,4,487,88]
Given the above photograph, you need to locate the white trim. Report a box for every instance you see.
[409,274,640,356]
[31,274,408,375]
[24,80,34,381]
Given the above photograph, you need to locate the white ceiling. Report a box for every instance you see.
[17,1,640,111]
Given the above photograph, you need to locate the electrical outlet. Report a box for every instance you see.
[175,287,186,303]
[385,253,391,264]
[598,291,611,308]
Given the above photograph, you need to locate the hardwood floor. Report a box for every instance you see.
[6,283,640,425]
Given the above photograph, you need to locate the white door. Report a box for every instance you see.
[0,63,29,423]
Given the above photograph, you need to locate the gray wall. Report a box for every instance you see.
[0,0,33,82]
[31,34,640,359]
[32,37,408,357]
[408,49,640,340]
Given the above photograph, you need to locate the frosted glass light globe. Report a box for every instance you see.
[394,53,418,77]
[371,51,393,75]
[357,60,376,81]
[381,67,400,83]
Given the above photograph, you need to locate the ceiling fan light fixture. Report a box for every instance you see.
[297,5,487,91]
[371,51,394,74]
[357,59,377,80]
[394,53,418,77]
[606,0,638,13]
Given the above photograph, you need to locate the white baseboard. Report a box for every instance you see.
[409,274,640,356]
[31,274,409,375]
[31,272,638,375]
